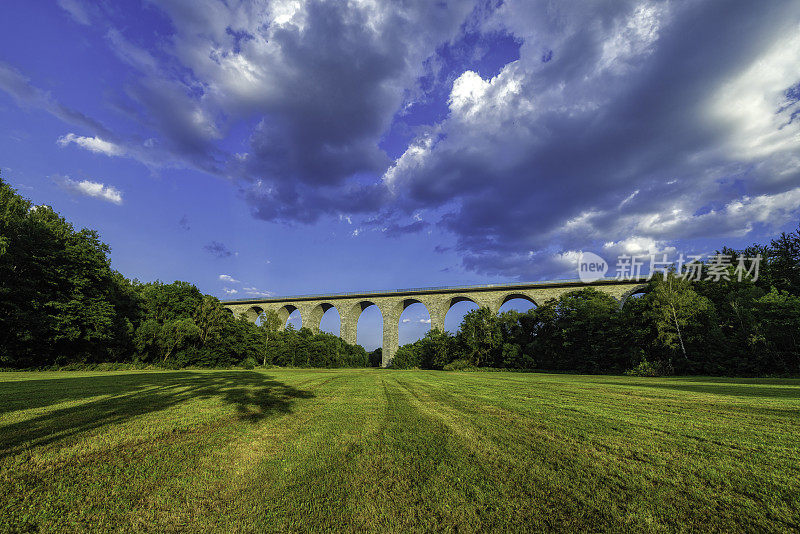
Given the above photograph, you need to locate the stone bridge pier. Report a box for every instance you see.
[222,278,647,367]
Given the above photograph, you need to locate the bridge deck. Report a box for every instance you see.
[219,276,646,305]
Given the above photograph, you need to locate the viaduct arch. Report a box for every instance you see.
[221,278,648,368]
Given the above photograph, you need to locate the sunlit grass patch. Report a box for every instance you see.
[1,370,798,532]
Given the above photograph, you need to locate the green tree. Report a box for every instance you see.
[194,295,228,350]
[131,281,207,364]
[419,328,455,369]
[158,317,201,363]
[0,176,137,367]
[210,315,265,367]
[751,289,800,374]
[650,272,715,366]
[766,230,800,295]
[456,307,503,367]
[257,310,282,366]
[529,289,622,373]
[368,348,382,367]
[391,344,422,369]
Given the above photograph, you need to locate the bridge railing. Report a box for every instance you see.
[221,276,647,304]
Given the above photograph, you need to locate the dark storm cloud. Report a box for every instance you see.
[242,180,389,224]
[13,0,799,280]
[385,0,800,277]
[236,1,402,186]
[119,0,477,223]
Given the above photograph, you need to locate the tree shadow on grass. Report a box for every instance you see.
[602,379,800,399]
[0,371,314,459]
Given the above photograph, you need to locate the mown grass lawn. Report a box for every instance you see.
[0,369,798,532]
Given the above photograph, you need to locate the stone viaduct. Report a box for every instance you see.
[221,278,647,368]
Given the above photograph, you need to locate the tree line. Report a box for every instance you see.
[0,176,366,369]
[391,238,800,376]
[2,175,799,375]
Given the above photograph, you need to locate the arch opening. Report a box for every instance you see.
[444,296,478,334]
[399,301,432,345]
[277,304,301,329]
[499,295,537,314]
[356,301,382,352]
[286,309,302,329]
[318,304,341,335]
[620,284,651,309]
[245,306,264,323]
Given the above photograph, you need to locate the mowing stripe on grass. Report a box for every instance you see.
[1,370,798,532]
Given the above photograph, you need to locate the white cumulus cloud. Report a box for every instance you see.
[58,133,125,157]
[57,176,123,205]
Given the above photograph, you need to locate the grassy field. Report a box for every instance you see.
[0,370,798,532]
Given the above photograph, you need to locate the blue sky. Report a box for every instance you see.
[2,0,799,349]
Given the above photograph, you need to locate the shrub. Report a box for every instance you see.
[390,345,421,369]
[241,356,258,370]
[368,348,382,367]
[624,358,661,377]
[443,359,477,371]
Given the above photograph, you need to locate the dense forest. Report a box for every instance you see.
[1,176,799,375]
[0,176,367,370]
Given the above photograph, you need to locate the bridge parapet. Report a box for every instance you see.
[222,278,648,367]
